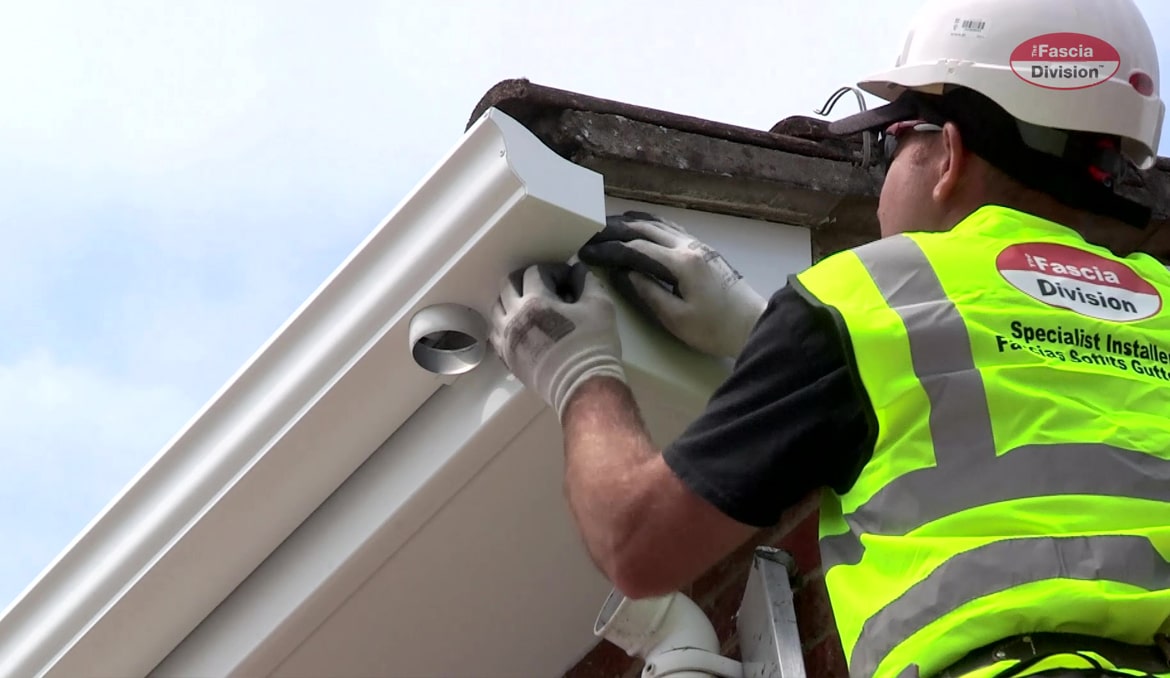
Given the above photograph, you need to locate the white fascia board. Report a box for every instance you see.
[149,295,732,678]
[152,359,550,676]
[0,108,606,678]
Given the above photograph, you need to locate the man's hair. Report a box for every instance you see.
[978,161,1032,206]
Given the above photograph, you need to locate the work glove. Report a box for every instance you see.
[489,261,626,421]
[577,211,767,359]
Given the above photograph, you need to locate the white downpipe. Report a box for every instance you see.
[593,589,721,678]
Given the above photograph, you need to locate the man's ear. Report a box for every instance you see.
[933,122,967,203]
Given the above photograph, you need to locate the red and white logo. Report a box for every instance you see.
[997,243,1160,321]
[1010,32,1120,90]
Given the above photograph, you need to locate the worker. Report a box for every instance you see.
[487,0,1168,676]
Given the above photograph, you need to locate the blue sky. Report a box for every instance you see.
[1,0,1167,612]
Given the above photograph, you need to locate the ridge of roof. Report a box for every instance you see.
[469,78,1170,262]
[466,79,857,162]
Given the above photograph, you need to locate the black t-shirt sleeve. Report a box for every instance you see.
[661,282,873,528]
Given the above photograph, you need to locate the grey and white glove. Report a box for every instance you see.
[578,211,767,359]
[489,262,626,421]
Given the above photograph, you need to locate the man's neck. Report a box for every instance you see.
[949,194,1142,255]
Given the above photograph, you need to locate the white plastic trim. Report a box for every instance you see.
[0,108,605,678]
[148,282,734,676]
[150,357,546,676]
[595,589,724,678]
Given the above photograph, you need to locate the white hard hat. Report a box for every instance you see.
[830,0,1164,169]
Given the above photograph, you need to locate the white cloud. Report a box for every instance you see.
[0,2,267,170]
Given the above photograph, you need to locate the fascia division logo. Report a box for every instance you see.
[1010,32,1120,90]
[997,243,1161,322]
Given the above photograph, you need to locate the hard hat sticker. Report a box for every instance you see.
[949,17,988,39]
[1010,33,1120,90]
[997,243,1161,322]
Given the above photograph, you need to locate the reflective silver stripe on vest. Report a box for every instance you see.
[852,535,1170,678]
[847,442,1170,540]
[821,440,1170,569]
[820,234,995,568]
[861,236,998,469]
[815,235,1170,675]
[819,235,1170,568]
[820,528,865,569]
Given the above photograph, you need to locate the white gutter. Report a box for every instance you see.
[0,108,608,678]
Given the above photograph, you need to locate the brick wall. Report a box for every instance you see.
[563,491,848,678]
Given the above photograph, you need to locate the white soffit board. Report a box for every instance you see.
[603,197,812,294]
[152,200,813,677]
[0,108,608,678]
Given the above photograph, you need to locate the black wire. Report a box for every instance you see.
[986,651,1157,677]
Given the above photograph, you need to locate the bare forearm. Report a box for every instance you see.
[560,377,659,581]
[559,376,759,598]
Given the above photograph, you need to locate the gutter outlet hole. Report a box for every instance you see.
[409,304,488,376]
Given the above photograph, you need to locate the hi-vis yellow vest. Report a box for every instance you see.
[792,205,1170,678]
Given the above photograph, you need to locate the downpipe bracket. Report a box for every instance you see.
[643,648,744,678]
